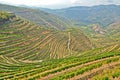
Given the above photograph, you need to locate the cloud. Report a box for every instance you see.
[0,0,120,8]
[0,0,61,6]
[0,0,71,8]
[71,0,83,5]
[71,0,120,6]
[107,0,114,3]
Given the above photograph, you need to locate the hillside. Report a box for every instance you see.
[106,21,120,42]
[0,5,120,80]
[0,12,93,61]
[0,14,119,79]
[80,22,120,48]
[0,4,73,30]
[42,5,120,27]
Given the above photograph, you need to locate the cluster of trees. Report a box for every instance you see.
[0,11,14,22]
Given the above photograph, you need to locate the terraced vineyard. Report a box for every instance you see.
[92,64,120,80]
[0,12,93,61]
[0,43,120,80]
[0,12,120,80]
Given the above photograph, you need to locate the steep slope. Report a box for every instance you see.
[0,12,93,61]
[0,4,73,30]
[42,5,120,27]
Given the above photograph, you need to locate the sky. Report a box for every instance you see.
[0,0,120,9]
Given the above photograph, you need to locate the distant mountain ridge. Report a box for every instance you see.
[0,3,73,30]
[41,5,120,27]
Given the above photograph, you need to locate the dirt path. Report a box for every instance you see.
[39,56,120,80]
[69,61,120,80]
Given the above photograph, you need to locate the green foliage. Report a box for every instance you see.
[0,11,13,21]
[0,12,8,18]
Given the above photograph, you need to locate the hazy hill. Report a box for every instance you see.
[0,4,73,30]
[41,5,120,27]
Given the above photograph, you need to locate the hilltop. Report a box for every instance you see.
[0,11,15,24]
